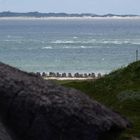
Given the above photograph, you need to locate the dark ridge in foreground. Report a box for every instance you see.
[0,62,130,140]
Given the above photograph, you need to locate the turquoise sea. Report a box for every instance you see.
[0,18,140,74]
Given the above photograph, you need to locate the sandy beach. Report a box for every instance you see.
[44,77,97,81]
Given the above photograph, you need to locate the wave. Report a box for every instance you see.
[101,40,129,45]
[50,39,140,45]
[51,40,75,44]
[42,46,53,49]
[99,39,140,45]
[41,46,96,49]
[2,38,140,47]
[50,39,96,44]
[63,46,94,49]
[73,36,78,39]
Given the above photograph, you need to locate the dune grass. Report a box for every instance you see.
[59,61,140,140]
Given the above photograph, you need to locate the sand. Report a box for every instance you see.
[44,77,96,80]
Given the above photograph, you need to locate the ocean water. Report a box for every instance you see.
[0,18,140,74]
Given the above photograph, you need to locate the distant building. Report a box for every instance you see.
[84,73,88,78]
[74,73,80,78]
[91,73,95,78]
[68,73,72,77]
[97,73,102,78]
[42,72,47,77]
[36,72,41,77]
[62,73,66,77]
[49,72,56,77]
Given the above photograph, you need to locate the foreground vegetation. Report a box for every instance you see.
[59,61,140,140]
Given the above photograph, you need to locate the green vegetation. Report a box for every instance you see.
[59,61,140,140]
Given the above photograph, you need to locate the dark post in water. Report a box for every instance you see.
[136,49,138,61]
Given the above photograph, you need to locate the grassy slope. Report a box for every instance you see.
[60,61,140,139]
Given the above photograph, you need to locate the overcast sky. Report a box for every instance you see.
[0,0,139,15]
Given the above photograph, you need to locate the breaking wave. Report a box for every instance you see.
[50,39,140,45]
[42,46,53,49]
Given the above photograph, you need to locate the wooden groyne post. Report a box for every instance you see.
[136,49,138,61]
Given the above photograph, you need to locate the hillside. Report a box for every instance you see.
[61,61,140,140]
[0,62,130,140]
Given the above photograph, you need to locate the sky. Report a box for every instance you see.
[0,0,140,15]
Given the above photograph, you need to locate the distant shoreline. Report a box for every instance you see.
[0,16,140,20]
[36,71,102,81]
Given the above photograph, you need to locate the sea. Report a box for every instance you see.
[0,18,140,75]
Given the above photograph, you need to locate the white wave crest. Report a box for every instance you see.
[49,39,140,45]
[50,39,97,44]
[42,46,53,49]
[62,46,94,49]
[73,36,78,39]
[51,40,74,44]
[100,39,140,45]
